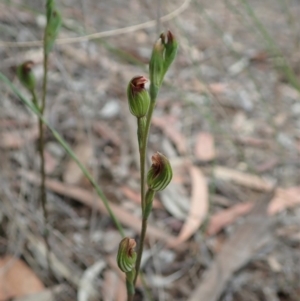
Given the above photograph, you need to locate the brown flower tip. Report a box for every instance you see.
[127,238,136,258]
[159,32,165,43]
[117,237,137,273]
[127,76,150,118]
[17,60,36,92]
[160,30,175,45]
[22,60,34,72]
[131,76,148,94]
[151,152,163,177]
[167,30,175,43]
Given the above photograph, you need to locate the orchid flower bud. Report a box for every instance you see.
[127,76,150,118]
[45,0,62,55]
[149,38,165,91]
[161,31,178,76]
[147,152,173,192]
[117,237,137,274]
[149,31,178,99]
[17,61,36,93]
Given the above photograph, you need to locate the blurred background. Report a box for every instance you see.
[0,0,300,300]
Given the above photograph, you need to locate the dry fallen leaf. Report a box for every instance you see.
[12,285,68,301]
[0,256,44,301]
[102,269,127,301]
[214,166,273,191]
[194,132,215,162]
[207,202,254,236]
[208,82,228,94]
[207,186,300,236]
[168,166,208,247]
[63,140,93,185]
[188,192,273,301]
[268,187,300,215]
[236,136,271,148]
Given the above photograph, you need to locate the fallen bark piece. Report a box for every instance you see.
[188,192,274,301]
[206,202,254,236]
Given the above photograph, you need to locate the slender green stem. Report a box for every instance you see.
[143,189,155,220]
[32,88,52,275]
[31,90,38,108]
[0,73,125,238]
[134,217,148,285]
[126,279,134,301]
[125,268,135,301]
[41,53,48,112]
[137,117,146,212]
[139,148,146,213]
[143,83,158,154]
[134,85,158,285]
[38,39,52,276]
[38,115,52,275]
[133,188,155,287]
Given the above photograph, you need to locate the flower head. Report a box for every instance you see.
[161,31,178,74]
[149,30,178,91]
[149,38,165,89]
[147,152,173,192]
[127,76,150,118]
[17,61,36,92]
[117,237,137,273]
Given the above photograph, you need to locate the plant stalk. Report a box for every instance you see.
[38,115,52,275]
[134,86,158,285]
[134,217,148,285]
[137,117,146,212]
[126,272,135,301]
[38,49,52,276]
[126,279,134,301]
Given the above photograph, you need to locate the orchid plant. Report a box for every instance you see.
[117,31,178,300]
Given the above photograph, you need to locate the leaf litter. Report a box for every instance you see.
[1,0,300,300]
